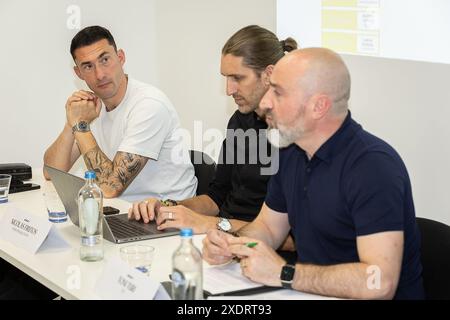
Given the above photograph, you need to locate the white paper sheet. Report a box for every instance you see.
[203,261,263,295]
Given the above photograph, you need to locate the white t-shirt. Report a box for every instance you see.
[90,78,197,202]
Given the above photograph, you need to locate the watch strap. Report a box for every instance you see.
[161,199,178,206]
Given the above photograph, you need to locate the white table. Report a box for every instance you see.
[0,169,334,300]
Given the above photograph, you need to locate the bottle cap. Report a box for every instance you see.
[180,228,193,237]
[85,171,96,179]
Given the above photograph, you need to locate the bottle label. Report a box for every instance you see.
[83,198,99,235]
[81,235,98,246]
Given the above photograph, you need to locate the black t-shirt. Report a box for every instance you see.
[207,110,273,221]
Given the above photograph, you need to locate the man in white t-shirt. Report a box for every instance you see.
[43,25,197,202]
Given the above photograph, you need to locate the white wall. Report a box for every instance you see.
[344,55,450,225]
[0,0,158,166]
[153,0,276,158]
[0,0,276,167]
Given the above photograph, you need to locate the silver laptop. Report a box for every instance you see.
[44,165,178,243]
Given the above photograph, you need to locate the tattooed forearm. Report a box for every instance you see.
[83,146,113,179]
[83,146,148,197]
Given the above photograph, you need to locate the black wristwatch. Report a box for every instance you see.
[280,264,296,289]
[72,120,90,134]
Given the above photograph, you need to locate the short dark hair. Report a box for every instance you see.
[70,26,117,60]
[222,25,298,74]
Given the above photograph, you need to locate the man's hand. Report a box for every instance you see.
[128,198,161,223]
[66,90,101,127]
[202,229,236,265]
[156,205,215,234]
[228,236,286,287]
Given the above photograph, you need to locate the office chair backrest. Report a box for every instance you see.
[189,150,216,196]
[416,217,450,300]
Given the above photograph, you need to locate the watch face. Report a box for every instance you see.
[79,122,88,130]
[218,218,232,232]
[281,264,295,282]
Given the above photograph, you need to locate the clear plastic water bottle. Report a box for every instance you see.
[78,171,103,262]
[171,228,203,300]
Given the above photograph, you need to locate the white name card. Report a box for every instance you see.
[95,257,170,300]
[0,204,70,254]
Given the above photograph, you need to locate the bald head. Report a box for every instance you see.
[277,48,351,114]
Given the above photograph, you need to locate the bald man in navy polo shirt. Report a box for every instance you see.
[203,48,424,300]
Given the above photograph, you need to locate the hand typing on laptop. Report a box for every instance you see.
[45,165,179,243]
[128,198,216,234]
[128,198,162,223]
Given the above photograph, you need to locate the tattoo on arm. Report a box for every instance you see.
[83,147,148,195]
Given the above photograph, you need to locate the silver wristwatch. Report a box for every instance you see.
[217,217,232,232]
[72,120,90,134]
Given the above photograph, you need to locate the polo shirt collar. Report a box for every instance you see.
[313,111,361,164]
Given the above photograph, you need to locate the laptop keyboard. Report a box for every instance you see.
[106,216,151,239]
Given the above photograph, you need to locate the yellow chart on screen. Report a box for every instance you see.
[321,0,380,56]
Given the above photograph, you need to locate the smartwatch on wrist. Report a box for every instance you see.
[280,264,296,289]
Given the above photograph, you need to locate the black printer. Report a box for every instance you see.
[0,163,40,193]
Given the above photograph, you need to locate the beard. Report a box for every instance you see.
[235,79,268,115]
[266,117,305,149]
[266,103,307,148]
[235,99,256,114]
[266,127,295,148]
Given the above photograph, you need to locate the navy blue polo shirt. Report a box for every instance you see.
[265,112,424,300]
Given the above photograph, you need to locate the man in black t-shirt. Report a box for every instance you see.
[128,25,297,236]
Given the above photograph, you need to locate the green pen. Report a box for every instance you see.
[245,242,258,248]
